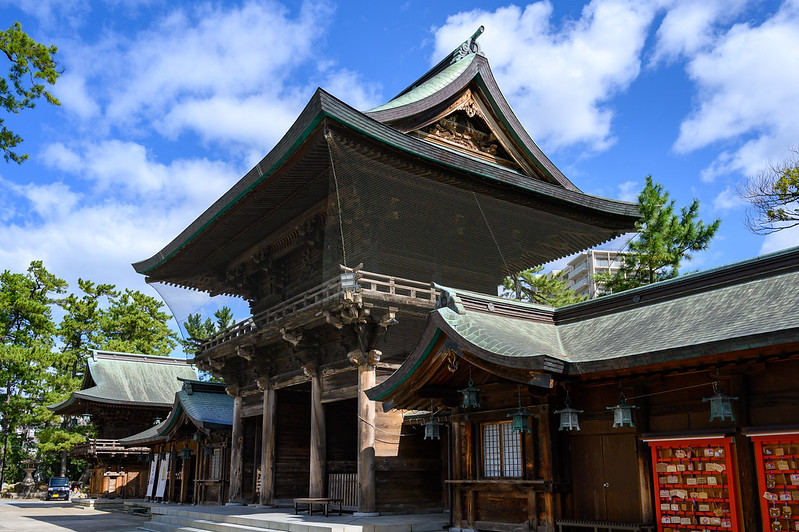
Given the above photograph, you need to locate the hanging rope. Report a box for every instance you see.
[324,127,348,269]
[626,381,715,401]
[472,190,510,276]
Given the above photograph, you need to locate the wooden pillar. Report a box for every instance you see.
[633,385,654,524]
[452,420,463,527]
[193,441,201,505]
[540,404,556,532]
[730,374,758,531]
[227,388,245,505]
[308,365,326,498]
[258,378,276,506]
[356,359,377,514]
[168,444,176,502]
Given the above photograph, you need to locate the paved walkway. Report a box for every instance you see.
[137,500,449,531]
[0,499,147,532]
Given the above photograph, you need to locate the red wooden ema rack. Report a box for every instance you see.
[646,436,740,532]
[749,431,799,532]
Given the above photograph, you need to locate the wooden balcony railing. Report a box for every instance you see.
[197,267,439,355]
[73,438,149,456]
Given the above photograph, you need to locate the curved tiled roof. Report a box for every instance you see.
[368,54,476,113]
[49,351,197,413]
[119,380,233,446]
[369,246,799,404]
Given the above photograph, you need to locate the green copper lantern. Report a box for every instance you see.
[703,382,737,422]
[204,445,215,457]
[506,386,532,434]
[555,391,582,431]
[458,366,482,409]
[607,392,637,428]
[423,401,443,440]
[180,447,192,460]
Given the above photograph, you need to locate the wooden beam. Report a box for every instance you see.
[539,404,555,532]
[309,367,326,498]
[357,362,377,514]
[634,385,654,524]
[321,384,358,403]
[730,374,758,532]
[259,381,276,507]
[227,393,245,505]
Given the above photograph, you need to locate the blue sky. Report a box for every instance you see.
[1,0,798,336]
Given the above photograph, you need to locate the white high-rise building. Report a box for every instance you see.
[561,250,631,298]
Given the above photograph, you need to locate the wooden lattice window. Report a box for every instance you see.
[481,420,522,478]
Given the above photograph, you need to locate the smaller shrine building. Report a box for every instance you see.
[49,350,197,498]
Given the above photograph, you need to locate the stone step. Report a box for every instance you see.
[138,521,210,532]
[146,513,283,532]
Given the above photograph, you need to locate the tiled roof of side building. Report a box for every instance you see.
[369,245,799,403]
[49,351,197,413]
[119,382,233,446]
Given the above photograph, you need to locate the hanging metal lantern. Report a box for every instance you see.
[145,452,154,463]
[554,391,582,431]
[180,447,192,460]
[204,445,215,457]
[423,401,443,440]
[458,366,482,409]
[506,385,532,434]
[192,431,203,443]
[703,382,737,422]
[607,391,637,428]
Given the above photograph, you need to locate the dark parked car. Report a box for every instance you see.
[45,477,70,501]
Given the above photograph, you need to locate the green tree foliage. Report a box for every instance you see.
[1,263,180,482]
[102,289,179,356]
[0,261,66,484]
[182,307,234,355]
[597,176,721,293]
[501,266,587,307]
[741,147,799,234]
[0,22,61,164]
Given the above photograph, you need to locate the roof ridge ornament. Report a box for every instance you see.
[451,26,484,64]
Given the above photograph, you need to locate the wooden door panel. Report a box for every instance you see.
[569,435,606,521]
[602,433,641,523]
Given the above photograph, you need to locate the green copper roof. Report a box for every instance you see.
[119,383,232,446]
[177,388,234,429]
[49,351,197,412]
[368,53,476,112]
[370,246,799,404]
[435,266,799,371]
[438,307,562,360]
[118,422,165,446]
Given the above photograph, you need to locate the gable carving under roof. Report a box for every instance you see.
[410,91,522,172]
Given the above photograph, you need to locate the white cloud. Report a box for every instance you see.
[53,73,101,121]
[675,2,799,180]
[432,0,658,152]
[321,69,382,112]
[54,1,350,153]
[712,186,745,212]
[650,0,748,64]
[760,225,799,255]
[1,0,90,30]
[617,180,639,202]
[0,141,239,293]
[158,95,305,150]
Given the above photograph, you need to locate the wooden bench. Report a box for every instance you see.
[556,520,654,532]
[293,497,343,517]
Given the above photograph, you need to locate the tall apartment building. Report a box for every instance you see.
[561,249,631,298]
